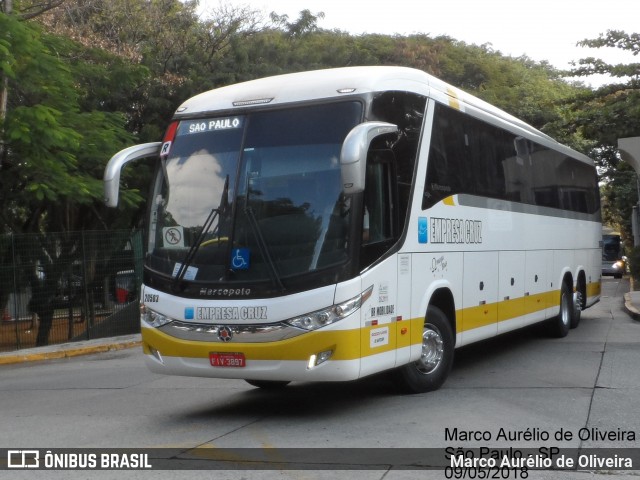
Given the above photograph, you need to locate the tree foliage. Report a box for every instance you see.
[0,12,136,233]
[1,0,65,19]
[564,30,640,244]
[1,1,599,236]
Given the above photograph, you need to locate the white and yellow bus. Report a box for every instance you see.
[104,67,601,392]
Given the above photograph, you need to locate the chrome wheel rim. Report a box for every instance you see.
[573,291,583,316]
[416,323,444,374]
[560,290,571,327]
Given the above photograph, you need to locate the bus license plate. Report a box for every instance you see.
[209,352,245,368]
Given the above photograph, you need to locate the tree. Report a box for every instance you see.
[5,3,588,236]
[1,1,67,154]
[1,0,65,19]
[221,15,577,134]
[42,0,265,141]
[564,30,640,244]
[0,13,138,234]
[270,9,325,38]
[0,11,145,344]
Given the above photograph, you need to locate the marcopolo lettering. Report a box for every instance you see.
[430,217,482,244]
[199,287,252,297]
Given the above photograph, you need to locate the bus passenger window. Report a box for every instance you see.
[423,107,469,209]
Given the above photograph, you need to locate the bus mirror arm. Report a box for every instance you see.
[104,142,162,207]
[340,122,398,194]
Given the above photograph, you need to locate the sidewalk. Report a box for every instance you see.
[0,333,141,365]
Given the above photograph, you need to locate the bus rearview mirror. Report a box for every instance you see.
[104,142,162,207]
[340,122,398,194]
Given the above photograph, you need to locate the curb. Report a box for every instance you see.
[0,337,141,366]
[623,292,640,321]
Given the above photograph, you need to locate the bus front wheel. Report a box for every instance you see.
[395,305,454,393]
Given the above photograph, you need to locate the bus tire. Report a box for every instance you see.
[395,305,454,393]
[245,380,290,390]
[549,281,571,338]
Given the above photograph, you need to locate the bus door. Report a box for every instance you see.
[358,150,401,377]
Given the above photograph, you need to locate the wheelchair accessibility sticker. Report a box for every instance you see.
[231,248,250,270]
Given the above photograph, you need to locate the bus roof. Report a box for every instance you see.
[176,67,431,114]
[174,66,583,162]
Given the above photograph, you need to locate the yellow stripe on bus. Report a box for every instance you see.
[143,326,361,361]
[587,281,601,297]
[447,87,461,110]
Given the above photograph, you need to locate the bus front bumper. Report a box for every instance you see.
[141,325,363,382]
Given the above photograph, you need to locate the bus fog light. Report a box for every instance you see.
[307,354,317,369]
[307,350,333,369]
[317,350,332,364]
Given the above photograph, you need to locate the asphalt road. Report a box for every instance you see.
[1,277,638,480]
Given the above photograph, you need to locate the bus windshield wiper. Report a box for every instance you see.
[243,206,285,292]
[172,175,229,289]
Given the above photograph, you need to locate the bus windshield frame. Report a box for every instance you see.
[145,101,364,297]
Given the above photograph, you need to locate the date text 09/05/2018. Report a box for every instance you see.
[445,467,529,480]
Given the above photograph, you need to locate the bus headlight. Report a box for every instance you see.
[285,286,373,331]
[140,304,173,328]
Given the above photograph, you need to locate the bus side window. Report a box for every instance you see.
[423,104,471,209]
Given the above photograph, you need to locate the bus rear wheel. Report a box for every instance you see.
[549,281,571,338]
[395,305,454,393]
[570,288,583,329]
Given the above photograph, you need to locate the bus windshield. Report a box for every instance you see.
[147,101,363,287]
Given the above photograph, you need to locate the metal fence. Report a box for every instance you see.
[0,230,144,352]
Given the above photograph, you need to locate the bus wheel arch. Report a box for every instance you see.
[395,289,455,393]
[429,287,456,342]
